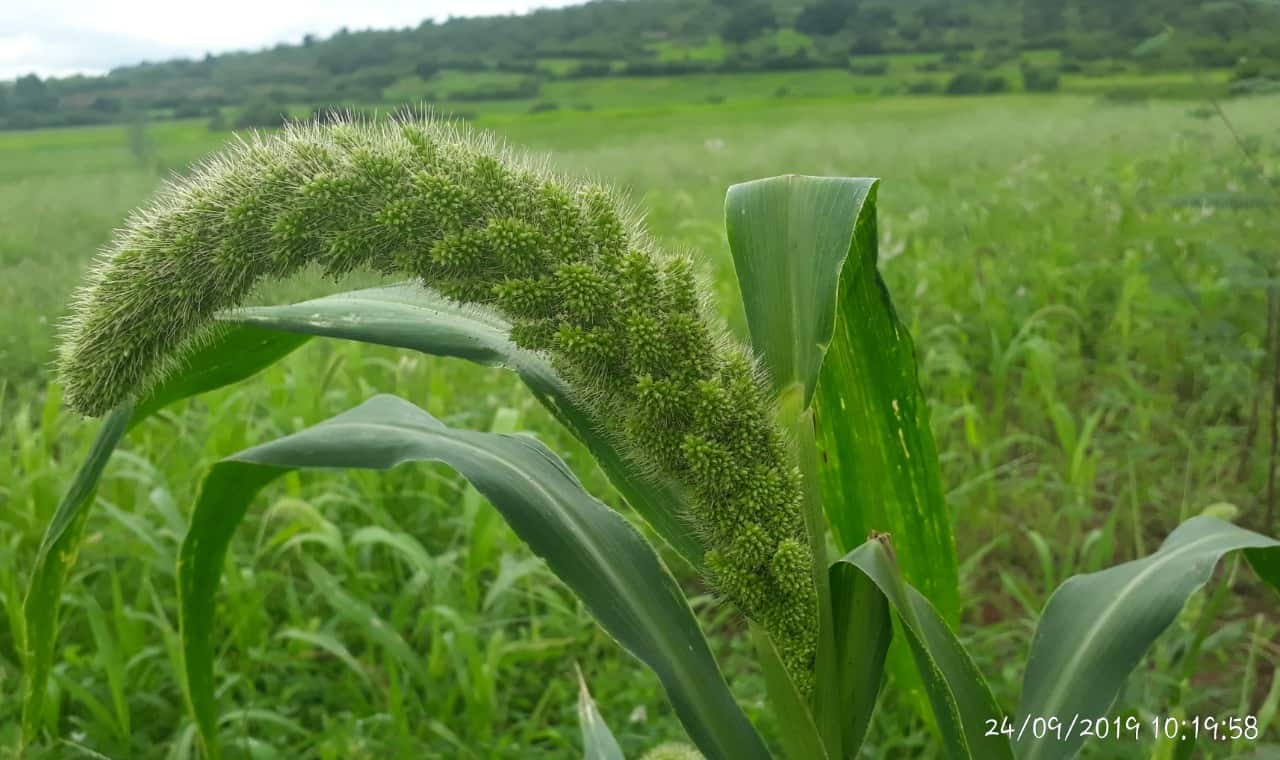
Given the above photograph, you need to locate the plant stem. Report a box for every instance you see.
[778,385,841,757]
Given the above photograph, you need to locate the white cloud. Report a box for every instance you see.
[1,0,581,81]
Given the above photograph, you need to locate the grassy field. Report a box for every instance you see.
[1,89,1279,758]
[322,63,1238,118]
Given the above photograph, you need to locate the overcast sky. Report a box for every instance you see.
[0,1,583,81]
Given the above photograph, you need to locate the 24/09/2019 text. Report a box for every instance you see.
[986,714,1260,744]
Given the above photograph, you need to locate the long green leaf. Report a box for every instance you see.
[725,175,957,616]
[132,325,310,421]
[828,560,891,758]
[726,176,959,748]
[222,285,703,567]
[1017,516,1280,760]
[834,538,1012,760]
[177,394,766,760]
[726,176,875,407]
[577,666,626,760]
[20,401,132,739]
[750,624,829,760]
[20,325,306,741]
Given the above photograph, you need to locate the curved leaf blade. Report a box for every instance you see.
[834,539,1012,760]
[751,623,830,760]
[726,175,959,749]
[726,175,875,407]
[725,175,958,619]
[222,285,703,568]
[21,325,306,741]
[19,401,132,739]
[828,559,891,758]
[133,325,310,421]
[178,394,767,760]
[1017,516,1280,760]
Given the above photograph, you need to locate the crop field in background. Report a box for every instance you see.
[2,89,1279,757]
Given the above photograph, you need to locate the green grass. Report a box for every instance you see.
[2,91,1279,757]
[292,55,1242,119]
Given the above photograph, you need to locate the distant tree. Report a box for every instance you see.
[1020,62,1060,91]
[898,24,922,41]
[721,2,776,45]
[1193,1,1250,41]
[945,70,981,94]
[857,6,897,30]
[850,35,885,56]
[1074,0,1139,36]
[234,99,288,129]
[89,95,122,114]
[317,34,394,74]
[1021,0,1066,42]
[916,2,969,30]
[795,1,856,36]
[14,74,57,112]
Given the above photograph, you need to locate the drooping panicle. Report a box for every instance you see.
[58,115,820,689]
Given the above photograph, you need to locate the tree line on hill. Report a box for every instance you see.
[2,0,1277,130]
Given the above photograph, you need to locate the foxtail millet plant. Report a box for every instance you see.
[37,115,1280,760]
[57,115,819,688]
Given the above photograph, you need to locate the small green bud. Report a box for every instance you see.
[623,309,665,374]
[553,262,610,325]
[580,185,628,261]
[534,182,585,259]
[661,257,700,314]
[553,323,619,377]
[771,539,809,597]
[484,217,544,277]
[412,172,473,232]
[492,277,556,320]
[431,228,489,275]
[617,250,662,306]
[509,318,557,353]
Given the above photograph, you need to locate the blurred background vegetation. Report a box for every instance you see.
[2,0,1280,131]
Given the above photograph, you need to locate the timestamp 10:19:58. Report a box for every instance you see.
[1149,715,1259,742]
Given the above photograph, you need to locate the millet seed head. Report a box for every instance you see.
[57,113,820,691]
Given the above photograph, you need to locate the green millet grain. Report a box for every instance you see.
[58,115,819,689]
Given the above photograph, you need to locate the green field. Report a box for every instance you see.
[266,64,1239,121]
[2,89,1279,757]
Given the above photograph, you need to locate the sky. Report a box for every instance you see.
[0,0,582,81]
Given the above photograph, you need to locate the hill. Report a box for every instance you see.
[2,0,1278,130]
